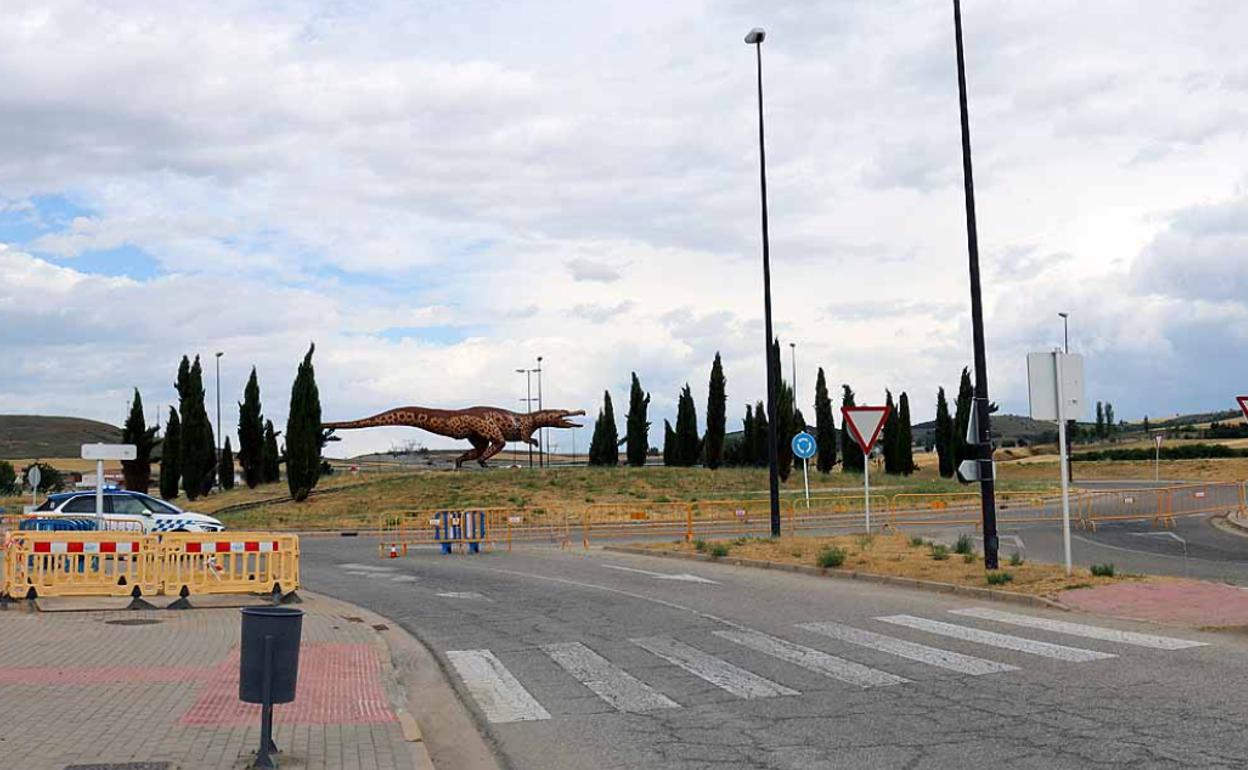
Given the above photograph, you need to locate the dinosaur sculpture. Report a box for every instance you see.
[322,406,585,468]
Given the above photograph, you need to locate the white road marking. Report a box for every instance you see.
[631,636,799,699]
[344,571,392,580]
[338,563,395,572]
[436,591,488,599]
[949,607,1207,650]
[445,649,551,724]
[713,629,908,688]
[796,621,1018,676]
[390,575,419,583]
[542,642,681,712]
[602,564,718,584]
[875,615,1116,662]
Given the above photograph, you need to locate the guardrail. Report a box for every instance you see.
[2,531,299,603]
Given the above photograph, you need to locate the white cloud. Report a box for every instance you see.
[0,0,1246,459]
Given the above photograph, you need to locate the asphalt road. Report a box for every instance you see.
[301,538,1248,770]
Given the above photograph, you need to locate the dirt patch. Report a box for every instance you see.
[638,533,1152,596]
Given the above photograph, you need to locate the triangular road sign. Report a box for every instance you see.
[1238,396,1248,422]
[842,405,890,454]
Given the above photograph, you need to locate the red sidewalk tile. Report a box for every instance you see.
[1062,580,1248,627]
[180,642,397,725]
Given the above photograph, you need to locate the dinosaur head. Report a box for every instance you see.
[532,409,585,429]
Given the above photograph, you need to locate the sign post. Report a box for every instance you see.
[1027,351,1085,576]
[27,465,42,510]
[791,431,817,510]
[842,406,891,533]
[1152,433,1164,482]
[81,444,137,528]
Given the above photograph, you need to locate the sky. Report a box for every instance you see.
[1,0,1246,459]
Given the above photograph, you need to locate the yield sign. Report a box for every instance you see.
[842,405,890,454]
[1238,396,1248,422]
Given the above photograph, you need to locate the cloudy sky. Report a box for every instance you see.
[2,0,1246,458]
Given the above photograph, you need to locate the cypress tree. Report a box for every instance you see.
[179,356,214,500]
[624,373,650,467]
[1105,403,1115,436]
[703,353,727,469]
[741,404,755,468]
[883,390,899,474]
[262,419,281,483]
[286,343,323,501]
[775,379,794,481]
[1095,401,1105,439]
[662,420,677,466]
[1143,416,1150,434]
[238,367,265,488]
[953,367,974,468]
[674,384,700,466]
[159,408,181,499]
[898,392,915,475]
[588,391,619,466]
[218,437,235,490]
[121,388,159,493]
[814,368,837,474]
[935,387,954,478]
[752,400,769,467]
[841,385,863,472]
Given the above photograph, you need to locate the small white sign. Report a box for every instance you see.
[81,443,137,461]
[27,465,42,489]
[508,515,523,524]
[1027,352,1085,421]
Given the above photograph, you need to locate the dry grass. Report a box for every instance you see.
[651,533,1150,596]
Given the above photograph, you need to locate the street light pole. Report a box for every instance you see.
[516,369,534,469]
[952,0,1000,570]
[536,356,544,469]
[789,342,797,416]
[746,26,782,539]
[214,352,224,464]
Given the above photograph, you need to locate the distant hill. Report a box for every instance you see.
[0,415,122,459]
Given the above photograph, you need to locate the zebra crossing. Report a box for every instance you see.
[445,608,1207,724]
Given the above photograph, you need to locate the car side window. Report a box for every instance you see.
[140,497,179,515]
[35,499,56,511]
[111,496,150,516]
[62,496,99,513]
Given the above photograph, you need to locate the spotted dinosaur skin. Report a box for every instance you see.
[322,406,585,468]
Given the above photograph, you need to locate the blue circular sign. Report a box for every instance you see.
[791,431,817,460]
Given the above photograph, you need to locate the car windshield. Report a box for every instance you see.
[34,499,57,511]
[140,497,180,515]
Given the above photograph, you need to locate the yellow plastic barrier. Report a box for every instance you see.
[159,532,300,598]
[2,532,161,600]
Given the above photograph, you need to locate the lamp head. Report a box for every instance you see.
[745,28,765,44]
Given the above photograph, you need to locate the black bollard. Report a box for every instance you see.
[240,606,304,769]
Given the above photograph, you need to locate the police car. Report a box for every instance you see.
[31,490,225,533]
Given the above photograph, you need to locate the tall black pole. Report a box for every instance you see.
[952,0,999,569]
[748,30,782,538]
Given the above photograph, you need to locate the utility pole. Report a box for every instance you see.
[214,352,224,466]
[536,356,544,468]
[516,368,535,469]
[952,0,999,569]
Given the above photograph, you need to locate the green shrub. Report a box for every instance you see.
[1008,552,1023,567]
[908,536,925,548]
[1090,562,1115,577]
[954,534,973,555]
[708,543,730,560]
[817,547,846,569]
[986,571,1014,586]
[856,534,874,551]
[693,539,708,553]
[963,552,977,564]
[930,544,950,561]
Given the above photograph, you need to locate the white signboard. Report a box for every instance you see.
[1027,352,1085,421]
[81,443,137,461]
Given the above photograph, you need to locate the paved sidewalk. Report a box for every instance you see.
[0,593,427,770]
[1062,579,1248,627]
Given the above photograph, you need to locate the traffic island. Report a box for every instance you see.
[613,533,1157,608]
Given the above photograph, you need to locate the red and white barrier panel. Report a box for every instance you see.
[184,540,281,554]
[32,541,141,554]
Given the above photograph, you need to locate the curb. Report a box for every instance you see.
[302,590,500,770]
[1212,512,1248,539]
[603,545,1069,611]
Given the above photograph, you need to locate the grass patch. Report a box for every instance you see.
[1090,563,1116,577]
[962,552,977,564]
[1009,552,1023,567]
[954,534,974,555]
[816,547,846,569]
[985,571,1014,586]
[930,544,950,561]
[908,535,925,548]
[707,543,730,560]
[692,539,707,553]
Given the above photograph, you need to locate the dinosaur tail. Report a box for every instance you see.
[322,407,419,430]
